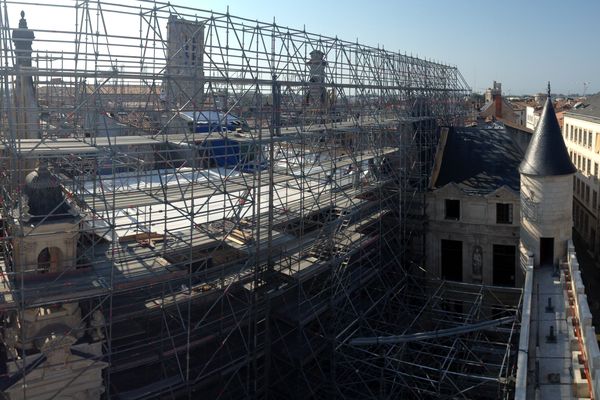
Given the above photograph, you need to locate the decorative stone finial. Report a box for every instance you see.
[18,10,27,29]
[547,81,551,97]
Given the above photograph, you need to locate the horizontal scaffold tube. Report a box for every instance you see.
[348,315,516,346]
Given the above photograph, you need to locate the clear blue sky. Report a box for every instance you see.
[180,0,599,96]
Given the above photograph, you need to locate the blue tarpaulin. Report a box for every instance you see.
[179,111,247,133]
[205,138,266,172]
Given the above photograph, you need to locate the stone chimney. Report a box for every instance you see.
[494,93,502,118]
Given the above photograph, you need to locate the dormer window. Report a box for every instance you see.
[445,199,460,220]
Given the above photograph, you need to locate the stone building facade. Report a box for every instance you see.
[427,90,577,289]
[426,125,527,287]
[426,183,522,286]
[563,94,600,256]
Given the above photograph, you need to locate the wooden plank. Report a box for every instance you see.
[118,232,164,243]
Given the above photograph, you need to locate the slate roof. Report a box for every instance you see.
[566,92,600,120]
[519,96,576,176]
[433,126,526,194]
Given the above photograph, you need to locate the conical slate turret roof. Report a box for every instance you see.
[519,93,576,176]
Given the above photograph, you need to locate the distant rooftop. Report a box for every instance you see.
[566,92,600,120]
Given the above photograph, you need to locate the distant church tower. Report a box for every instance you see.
[519,84,576,267]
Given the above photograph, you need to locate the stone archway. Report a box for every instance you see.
[37,247,62,273]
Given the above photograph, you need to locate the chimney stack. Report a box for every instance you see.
[494,93,502,118]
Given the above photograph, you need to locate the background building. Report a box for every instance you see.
[480,82,520,124]
[564,93,600,255]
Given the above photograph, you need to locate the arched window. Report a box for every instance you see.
[37,247,61,273]
[37,248,50,273]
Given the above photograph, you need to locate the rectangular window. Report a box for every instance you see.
[593,191,597,210]
[588,159,592,175]
[445,199,460,220]
[570,125,574,141]
[496,203,513,224]
[586,185,590,203]
[595,163,598,178]
[589,131,593,148]
[584,130,587,146]
[573,176,576,191]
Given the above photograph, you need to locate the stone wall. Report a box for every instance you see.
[520,174,573,267]
[426,184,522,286]
[566,240,600,398]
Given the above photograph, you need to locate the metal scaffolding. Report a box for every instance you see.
[0,1,524,399]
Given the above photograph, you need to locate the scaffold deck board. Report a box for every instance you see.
[0,138,98,156]
[75,149,394,212]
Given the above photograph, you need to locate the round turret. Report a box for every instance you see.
[520,85,576,267]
